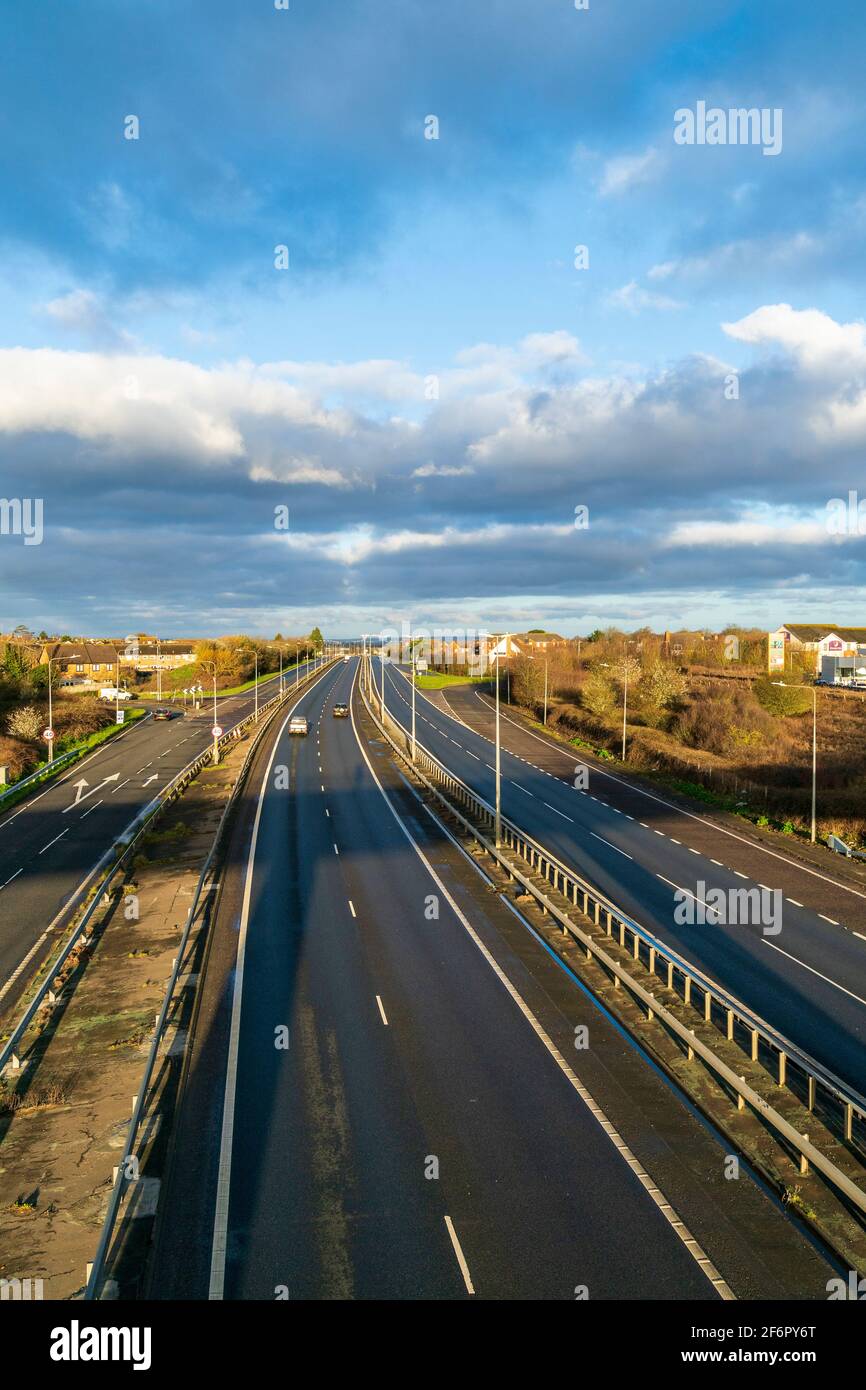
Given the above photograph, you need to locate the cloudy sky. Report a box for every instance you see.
[1,0,865,638]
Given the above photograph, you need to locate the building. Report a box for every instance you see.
[38,641,123,688]
[514,631,567,652]
[820,653,866,686]
[120,639,196,672]
[770,625,866,675]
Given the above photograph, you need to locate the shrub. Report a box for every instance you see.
[581,670,617,718]
[6,703,42,741]
[753,678,813,717]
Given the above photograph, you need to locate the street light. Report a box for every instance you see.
[543,657,548,727]
[494,635,508,848]
[772,680,818,843]
[198,660,220,764]
[237,647,260,722]
[45,655,60,764]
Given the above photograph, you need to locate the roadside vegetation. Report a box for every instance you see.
[500,628,866,850]
[130,630,322,697]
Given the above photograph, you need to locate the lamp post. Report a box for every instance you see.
[543,658,548,726]
[199,660,220,764]
[238,647,260,722]
[410,635,417,763]
[621,640,637,762]
[494,639,503,847]
[156,637,162,704]
[45,655,59,764]
[772,681,818,843]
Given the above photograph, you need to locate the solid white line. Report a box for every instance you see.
[39,829,68,855]
[543,801,573,821]
[80,799,103,819]
[511,782,534,796]
[111,778,130,794]
[375,994,388,1025]
[761,939,866,1006]
[0,867,23,889]
[444,1215,475,1295]
[209,663,337,1300]
[350,676,733,1300]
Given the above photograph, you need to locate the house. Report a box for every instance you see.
[38,641,123,688]
[771,625,866,674]
[514,631,567,652]
[120,639,196,672]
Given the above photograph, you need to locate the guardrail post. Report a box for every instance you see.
[800,1139,809,1176]
[737,1080,745,1111]
[684,976,691,1006]
[845,1102,854,1142]
[687,1030,695,1061]
[807,1075,816,1111]
[593,901,600,927]
[778,1051,787,1087]
[649,946,656,976]
[726,1008,734,1041]
[751,1028,759,1062]
[667,961,674,991]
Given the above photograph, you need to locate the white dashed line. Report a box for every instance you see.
[544,802,573,821]
[590,831,633,860]
[39,829,68,854]
[348,900,356,918]
[375,994,388,1025]
[444,1216,475,1296]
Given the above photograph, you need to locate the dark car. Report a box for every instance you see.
[333,702,350,718]
[153,707,174,720]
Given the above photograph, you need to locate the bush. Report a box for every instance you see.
[6,704,41,741]
[581,670,617,718]
[671,687,774,758]
[753,678,813,717]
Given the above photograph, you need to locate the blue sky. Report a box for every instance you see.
[1,0,865,637]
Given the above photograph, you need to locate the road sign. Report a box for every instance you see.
[43,728,54,741]
[212,725,223,737]
[116,710,125,724]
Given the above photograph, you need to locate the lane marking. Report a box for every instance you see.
[111,778,130,794]
[375,994,388,1025]
[0,867,23,889]
[444,1215,475,1296]
[350,675,733,1301]
[208,660,343,1300]
[334,843,340,855]
[39,829,68,855]
[348,900,356,918]
[590,831,633,861]
[543,802,573,822]
[819,914,840,926]
[511,782,534,796]
[473,691,866,909]
[762,939,866,1007]
[80,799,103,819]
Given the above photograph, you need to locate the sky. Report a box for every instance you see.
[1,0,865,639]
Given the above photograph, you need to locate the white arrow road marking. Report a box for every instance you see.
[63,773,119,813]
[70,777,88,806]
[143,774,159,786]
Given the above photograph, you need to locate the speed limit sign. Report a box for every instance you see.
[43,727,55,741]
[212,725,223,737]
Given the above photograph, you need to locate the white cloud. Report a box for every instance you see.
[607,281,683,313]
[665,509,830,549]
[722,303,866,371]
[598,147,659,197]
[42,289,134,350]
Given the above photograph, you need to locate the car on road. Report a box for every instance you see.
[152,707,174,720]
[333,702,349,718]
[289,716,309,735]
[99,686,132,701]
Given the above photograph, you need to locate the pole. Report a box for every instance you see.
[212,675,218,765]
[622,663,628,762]
[411,646,417,763]
[156,638,162,704]
[115,658,120,723]
[495,649,502,847]
[811,687,817,844]
[379,642,385,721]
[47,659,54,765]
[543,659,548,726]
[254,652,259,723]
[279,648,283,699]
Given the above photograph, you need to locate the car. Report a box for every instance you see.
[152,707,174,720]
[99,686,132,701]
[289,716,309,735]
[343,654,351,662]
[333,702,349,718]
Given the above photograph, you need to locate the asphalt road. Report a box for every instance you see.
[0,662,317,1005]
[183,657,733,1300]
[378,664,866,1100]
